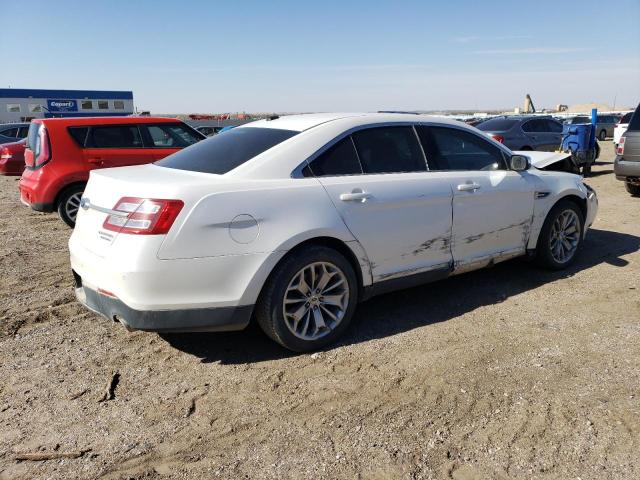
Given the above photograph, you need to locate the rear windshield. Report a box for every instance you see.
[156,127,298,174]
[476,118,519,131]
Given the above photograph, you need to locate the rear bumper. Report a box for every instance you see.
[614,156,640,181]
[19,171,56,212]
[75,281,253,332]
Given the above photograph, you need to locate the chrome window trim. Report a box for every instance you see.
[291,121,515,178]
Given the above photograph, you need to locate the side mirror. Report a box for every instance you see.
[510,154,530,171]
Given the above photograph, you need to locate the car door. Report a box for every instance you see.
[82,124,151,168]
[307,126,453,283]
[544,119,563,150]
[521,119,556,151]
[416,125,536,273]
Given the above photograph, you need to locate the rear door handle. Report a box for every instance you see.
[457,182,481,192]
[340,190,372,202]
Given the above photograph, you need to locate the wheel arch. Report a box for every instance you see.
[527,193,588,251]
[245,235,371,313]
[53,180,87,208]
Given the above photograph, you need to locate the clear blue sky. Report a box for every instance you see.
[1,0,638,113]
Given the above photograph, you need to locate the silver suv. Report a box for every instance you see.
[476,116,563,151]
[614,103,640,196]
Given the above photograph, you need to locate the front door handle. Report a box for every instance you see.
[340,190,372,202]
[457,182,481,192]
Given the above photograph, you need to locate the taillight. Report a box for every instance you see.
[0,148,11,161]
[491,134,505,143]
[102,197,184,235]
[34,125,51,167]
[616,137,625,156]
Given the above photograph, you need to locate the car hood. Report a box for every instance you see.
[514,151,571,169]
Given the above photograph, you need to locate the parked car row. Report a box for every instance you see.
[67,112,598,351]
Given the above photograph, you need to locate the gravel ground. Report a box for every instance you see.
[0,142,638,480]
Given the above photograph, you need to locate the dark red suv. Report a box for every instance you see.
[19,117,204,227]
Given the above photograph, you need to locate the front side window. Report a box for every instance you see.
[418,126,506,171]
[547,120,563,133]
[97,100,109,110]
[351,126,426,174]
[87,125,143,148]
[156,127,297,174]
[6,104,21,113]
[113,100,125,110]
[81,100,93,110]
[144,124,202,148]
[304,137,362,177]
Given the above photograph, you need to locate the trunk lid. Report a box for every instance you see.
[73,164,228,257]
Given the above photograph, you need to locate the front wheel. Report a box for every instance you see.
[598,130,607,141]
[57,184,85,228]
[536,200,584,270]
[255,246,358,352]
[625,182,640,196]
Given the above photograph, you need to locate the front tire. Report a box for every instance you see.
[535,200,584,270]
[625,182,640,196]
[255,245,358,352]
[57,184,85,228]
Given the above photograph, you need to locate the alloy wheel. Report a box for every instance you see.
[65,192,83,223]
[549,209,581,264]
[282,261,349,341]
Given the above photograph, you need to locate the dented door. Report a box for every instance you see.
[450,170,535,271]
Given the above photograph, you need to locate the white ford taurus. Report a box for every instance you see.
[70,113,598,351]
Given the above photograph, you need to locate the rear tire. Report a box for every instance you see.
[255,245,358,352]
[57,184,85,228]
[535,200,584,270]
[598,130,607,141]
[625,182,640,196]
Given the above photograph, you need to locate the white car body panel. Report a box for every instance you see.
[69,112,597,333]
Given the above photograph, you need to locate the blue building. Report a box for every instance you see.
[0,88,134,123]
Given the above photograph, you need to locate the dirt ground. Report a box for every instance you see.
[0,142,638,480]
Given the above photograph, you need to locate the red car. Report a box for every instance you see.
[0,138,27,176]
[19,117,204,227]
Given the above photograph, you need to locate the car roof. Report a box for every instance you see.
[34,116,181,126]
[241,112,464,132]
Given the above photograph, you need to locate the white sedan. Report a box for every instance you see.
[70,113,598,351]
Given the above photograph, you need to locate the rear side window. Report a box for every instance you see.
[1,127,19,138]
[144,124,201,148]
[156,127,298,174]
[305,137,362,177]
[351,126,426,174]
[476,118,518,131]
[418,126,506,171]
[18,126,30,138]
[627,105,640,132]
[87,126,143,148]
[68,127,89,146]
